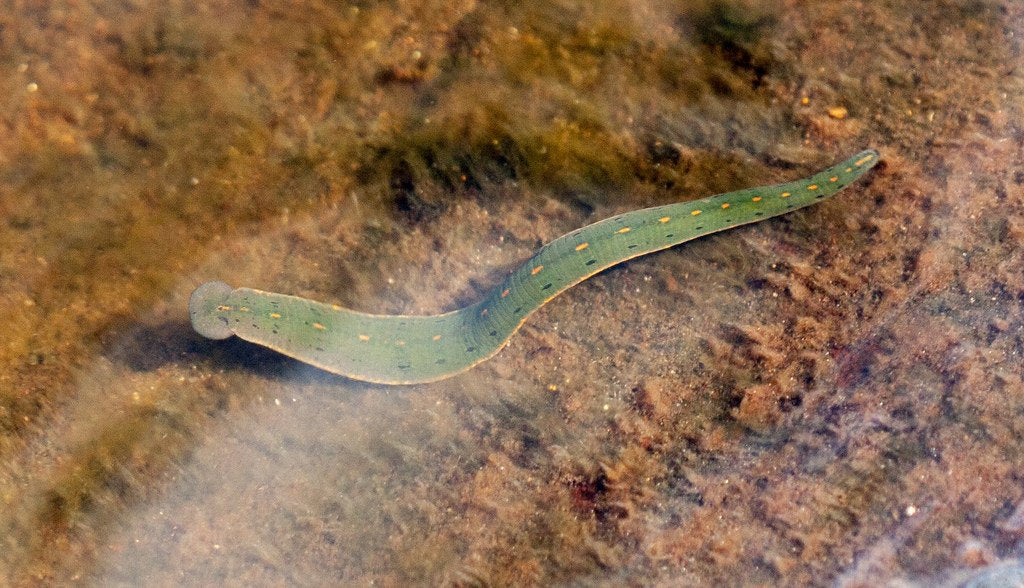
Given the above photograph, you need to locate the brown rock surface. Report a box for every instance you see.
[1,0,1023,585]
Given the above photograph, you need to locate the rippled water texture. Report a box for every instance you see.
[2,0,1023,585]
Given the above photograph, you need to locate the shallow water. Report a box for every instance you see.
[2,0,1024,585]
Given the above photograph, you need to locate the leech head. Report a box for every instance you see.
[189,281,235,340]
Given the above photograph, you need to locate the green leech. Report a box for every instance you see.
[190,149,880,384]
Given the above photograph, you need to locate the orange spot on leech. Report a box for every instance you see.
[270,312,281,319]
[721,203,730,209]
[830,176,839,182]
[807,184,819,190]
[658,216,670,223]
[432,334,442,341]
[575,242,589,251]
[781,192,791,198]
[331,304,342,311]
[396,340,406,346]
[691,210,702,216]
[752,196,762,202]
[855,154,874,166]
[846,167,853,172]
[216,305,232,311]
[239,306,250,312]
[358,334,370,341]
[616,227,631,234]
[313,322,325,330]
[531,265,543,275]
[501,289,510,298]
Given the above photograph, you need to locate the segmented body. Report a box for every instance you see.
[190,149,879,384]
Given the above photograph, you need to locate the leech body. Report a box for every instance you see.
[190,149,879,384]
